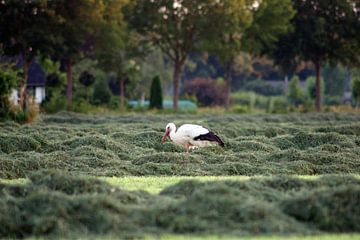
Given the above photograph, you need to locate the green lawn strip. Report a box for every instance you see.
[143,234,360,240]
[2,175,359,194]
[100,176,252,193]
[100,175,333,194]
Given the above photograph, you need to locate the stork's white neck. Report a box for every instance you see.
[169,126,177,141]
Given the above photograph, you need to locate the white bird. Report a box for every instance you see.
[161,123,224,151]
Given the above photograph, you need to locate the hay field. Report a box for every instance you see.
[2,112,360,178]
[1,112,360,238]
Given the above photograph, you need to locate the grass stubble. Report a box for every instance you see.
[1,112,360,238]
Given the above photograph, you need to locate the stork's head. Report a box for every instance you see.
[161,123,176,143]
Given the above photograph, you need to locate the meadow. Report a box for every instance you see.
[1,112,360,238]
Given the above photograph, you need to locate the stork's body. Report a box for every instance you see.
[161,123,224,151]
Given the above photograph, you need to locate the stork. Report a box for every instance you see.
[161,123,224,151]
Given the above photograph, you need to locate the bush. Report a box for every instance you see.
[288,76,306,106]
[182,77,226,107]
[306,76,325,101]
[108,96,121,110]
[267,96,288,113]
[42,92,67,113]
[231,91,270,110]
[149,75,163,109]
[0,65,18,120]
[352,76,360,107]
[92,79,111,106]
[230,105,250,113]
[243,79,283,96]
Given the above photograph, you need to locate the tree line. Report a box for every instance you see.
[0,0,359,113]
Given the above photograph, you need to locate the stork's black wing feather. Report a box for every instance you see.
[193,131,225,147]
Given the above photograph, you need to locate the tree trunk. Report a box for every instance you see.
[173,60,182,110]
[315,61,321,112]
[19,59,30,109]
[284,75,289,94]
[119,78,125,110]
[66,58,73,111]
[224,58,234,109]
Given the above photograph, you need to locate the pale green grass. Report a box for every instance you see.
[2,175,358,194]
[144,234,360,240]
[101,175,325,194]
[101,176,252,193]
[0,178,28,185]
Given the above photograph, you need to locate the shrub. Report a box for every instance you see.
[267,96,288,113]
[92,79,111,106]
[182,77,226,107]
[306,76,325,101]
[79,71,95,87]
[288,76,306,106]
[352,76,360,107]
[149,75,163,109]
[0,65,18,120]
[231,92,256,109]
[42,92,66,113]
[231,105,250,113]
[243,79,283,96]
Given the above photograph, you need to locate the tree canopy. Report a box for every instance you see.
[271,0,360,111]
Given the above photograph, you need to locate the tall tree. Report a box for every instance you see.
[202,0,253,108]
[204,0,295,108]
[95,0,142,110]
[271,0,360,111]
[126,0,217,110]
[48,0,105,110]
[0,0,58,108]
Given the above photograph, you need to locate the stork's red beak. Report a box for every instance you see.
[161,129,170,143]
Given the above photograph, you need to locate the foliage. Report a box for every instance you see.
[243,79,283,96]
[126,0,220,109]
[322,64,349,96]
[267,96,289,113]
[288,76,306,106]
[0,1,58,61]
[183,78,226,107]
[79,71,95,87]
[306,76,325,101]
[271,0,360,110]
[242,0,295,54]
[139,49,173,97]
[149,76,163,110]
[0,65,19,120]
[352,76,360,106]
[92,78,112,106]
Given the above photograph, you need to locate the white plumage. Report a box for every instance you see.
[161,122,224,151]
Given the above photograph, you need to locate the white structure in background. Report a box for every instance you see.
[31,86,46,104]
[8,87,45,105]
[9,89,19,105]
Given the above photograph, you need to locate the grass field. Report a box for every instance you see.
[1,112,360,238]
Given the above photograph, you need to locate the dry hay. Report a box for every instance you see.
[1,112,360,177]
[0,170,359,238]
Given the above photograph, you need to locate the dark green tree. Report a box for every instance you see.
[0,65,18,120]
[92,77,111,106]
[204,0,295,108]
[352,76,360,108]
[126,0,218,110]
[288,76,305,106]
[149,76,163,109]
[0,0,58,108]
[271,0,360,111]
[48,0,108,110]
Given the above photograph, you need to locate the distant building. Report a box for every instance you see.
[27,59,46,104]
[2,56,46,105]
